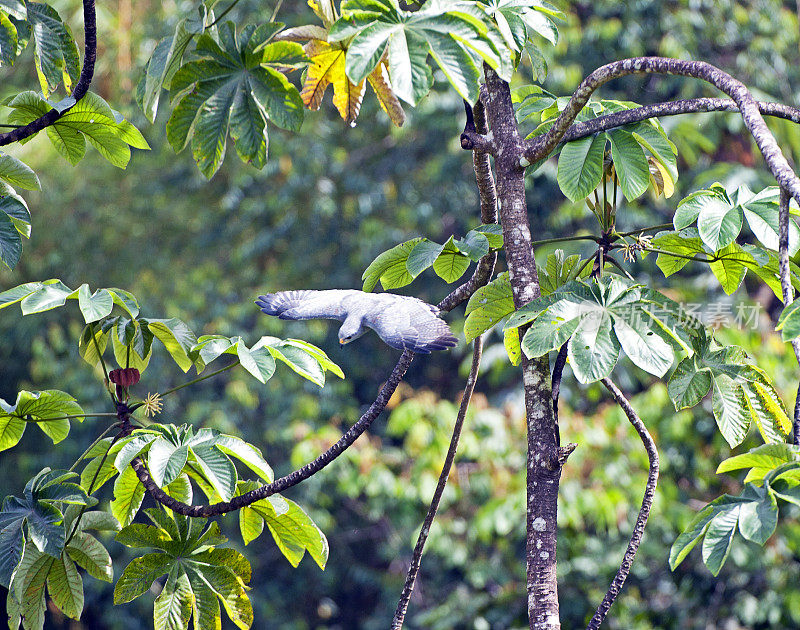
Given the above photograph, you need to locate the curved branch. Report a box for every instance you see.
[522,58,800,206]
[588,378,659,630]
[391,336,484,629]
[0,0,97,146]
[550,343,568,446]
[534,97,800,147]
[130,349,415,517]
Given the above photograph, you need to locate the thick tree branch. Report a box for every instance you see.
[551,344,568,446]
[522,58,800,207]
[533,97,800,147]
[588,378,659,630]
[0,0,97,146]
[778,187,800,443]
[391,336,484,629]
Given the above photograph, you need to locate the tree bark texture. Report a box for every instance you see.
[483,66,563,630]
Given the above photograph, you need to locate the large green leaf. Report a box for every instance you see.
[0,153,39,190]
[167,22,304,178]
[0,190,30,271]
[508,277,680,383]
[362,238,422,291]
[607,128,650,201]
[433,236,471,283]
[115,514,253,630]
[333,0,510,104]
[26,2,79,96]
[556,133,605,202]
[464,272,514,342]
[0,390,84,451]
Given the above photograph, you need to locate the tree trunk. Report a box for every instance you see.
[482,68,564,630]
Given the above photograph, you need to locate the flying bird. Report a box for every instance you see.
[256,290,458,353]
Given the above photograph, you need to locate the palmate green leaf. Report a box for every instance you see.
[7,545,50,630]
[607,128,650,201]
[709,243,751,295]
[537,249,588,296]
[192,334,278,383]
[717,444,800,483]
[454,230,490,261]
[77,284,113,323]
[189,443,237,502]
[147,439,190,488]
[0,390,83,451]
[66,531,113,582]
[464,272,514,342]
[701,503,740,576]
[556,133,605,202]
[115,513,253,630]
[137,8,211,123]
[652,229,706,277]
[45,552,83,619]
[510,277,679,383]
[215,435,273,483]
[167,22,304,178]
[25,2,79,96]
[141,317,197,372]
[737,484,778,545]
[362,238,422,291]
[334,0,510,105]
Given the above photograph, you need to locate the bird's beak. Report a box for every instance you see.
[339,339,345,345]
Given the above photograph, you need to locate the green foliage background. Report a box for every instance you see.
[3,0,800,628]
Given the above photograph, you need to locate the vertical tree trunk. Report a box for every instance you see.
[482,68,564,630]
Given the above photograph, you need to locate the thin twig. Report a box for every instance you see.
[158,360,240,398]
[68,422,123,473]
[588,378,659,630]
[551,344,568,446]
[391,336,484,629]
[0,0,96,146]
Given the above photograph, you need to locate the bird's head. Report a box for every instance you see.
[338,319,366,345]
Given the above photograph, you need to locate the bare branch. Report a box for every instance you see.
[533,97,800,147]
[391,336,484,629]
[0,0,97,146]
[588,378,659,630]
[551,344,568,446]
[522,58,800,208]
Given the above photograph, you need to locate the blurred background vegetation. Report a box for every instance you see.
[3,0,800,628]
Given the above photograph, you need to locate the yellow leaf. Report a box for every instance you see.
[367,61,406,127]
[301,41,365,125]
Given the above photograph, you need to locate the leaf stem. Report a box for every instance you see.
[531,234,599,247]
[208,0,242,27]
[89,322,115,404]
[616,223,673,237]
[642,247,714,262]
[23,412,119,423]
[158,360,240,399]
[68,422,123,473]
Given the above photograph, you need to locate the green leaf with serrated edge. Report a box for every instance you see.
[110,465,145,527]
[406,239,445,276]
[607,128,650,200]
[702,504,740,576]
[668,356,712,409]
[503,326,521,366]
[556,133,605,201]
[215,435,273,483]
[167,23,303,178]
[189,444,236,502]
[433,237,470,283]
[464,273,514,342]
[113,553,174,604]
[362,238,422,292]
[142,318,197,372]
[455,231,490,261]
[66,532,113,582]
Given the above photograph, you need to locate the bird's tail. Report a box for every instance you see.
[255,290,315,317]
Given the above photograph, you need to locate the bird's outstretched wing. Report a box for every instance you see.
[256,290,351,321]
[365,296,458,354]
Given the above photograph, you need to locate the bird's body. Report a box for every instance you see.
[256,290,457,353]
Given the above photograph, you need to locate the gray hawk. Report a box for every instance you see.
[256,290,458,353]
